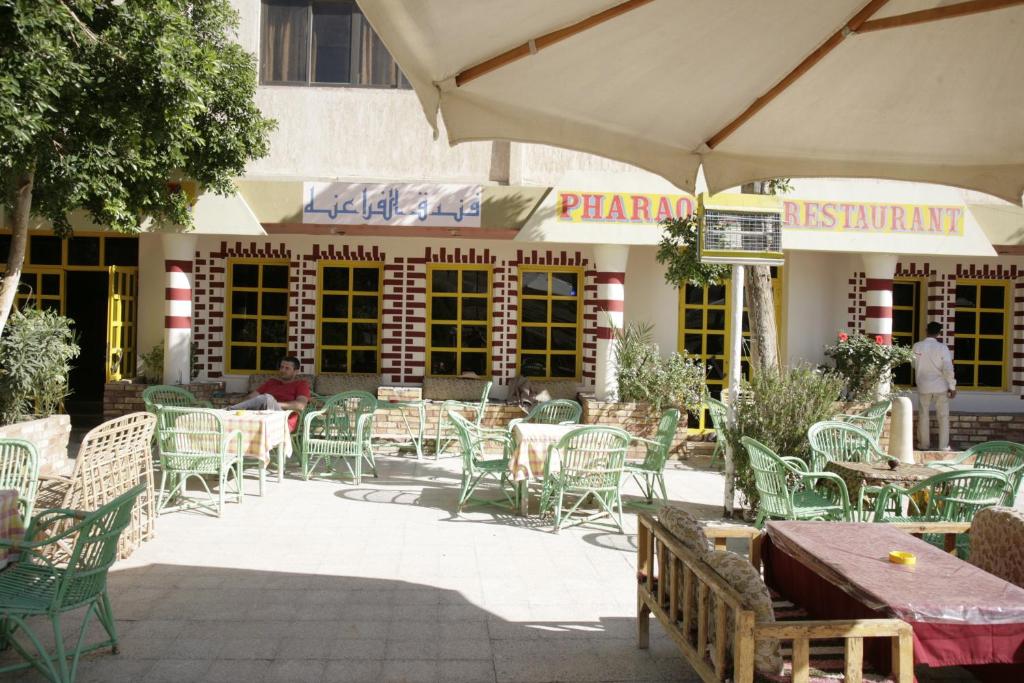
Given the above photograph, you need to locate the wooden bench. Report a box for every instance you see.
[636,513,971,683]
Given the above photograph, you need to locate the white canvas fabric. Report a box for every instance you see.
[359,0,1024,203]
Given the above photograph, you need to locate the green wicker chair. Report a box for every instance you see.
[289,390,326,464]
[624,409,680,506]
[807,420,896,472]
[742,436,853,528]
[928,440,1024,506]
[300,391,377,483]
[0,438,40,524]
[507,399,583,431]
[155,408,243,517]
[705,395,728,468]
[0,484,145,683]
[435,380,492,458]
[870,469,1010,524]
[834,399,890,443]
[142,385,213,454]
[448,410,516,512]
[539,426,630,533]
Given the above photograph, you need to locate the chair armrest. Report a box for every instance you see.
[302,408,328,438]
[781,456,809,472]
[631,436,661,448]
[799,471,852,509]
[507,417,524,431]
[871,483,918,521]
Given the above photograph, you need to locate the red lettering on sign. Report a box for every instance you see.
[582,194,603,220]
[655,196,673,222]
[928,207,944,232]
[842,204,855,229]
[559,193,580,219]
[946,207,962,234]
[606,195,627,221]
[854,205,868,230]
[822,203,837,228]
[805,202,820,228]
[870,206,887,230]
[911,207,924,232]
[631,196,651,222]
[892,206,906,231]
[676,197,694,218]
[784,201,800,226]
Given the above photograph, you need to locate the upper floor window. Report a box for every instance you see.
[261,0,412,88]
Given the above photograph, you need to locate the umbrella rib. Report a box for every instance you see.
[454,0,655,87]
[858,0,1024,33]
[705,0,892,151]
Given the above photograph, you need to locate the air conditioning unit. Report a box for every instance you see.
[698,193,784,266]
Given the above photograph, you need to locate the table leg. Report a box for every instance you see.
[517,480,529,516]
[276,443,285,483]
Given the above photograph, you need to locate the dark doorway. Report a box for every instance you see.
[65,270,109,421]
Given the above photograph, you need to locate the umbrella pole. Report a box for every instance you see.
[723,264,744,517]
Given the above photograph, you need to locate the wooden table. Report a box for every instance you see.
[509,423,577,515]
[0,490,25,570]
[825,460,937,519]
[763,521,1024,675]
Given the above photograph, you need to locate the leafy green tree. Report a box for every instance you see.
[0,0,274,338]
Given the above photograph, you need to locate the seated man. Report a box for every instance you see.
[229,356,310,431]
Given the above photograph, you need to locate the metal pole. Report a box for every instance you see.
[723,264,745,516]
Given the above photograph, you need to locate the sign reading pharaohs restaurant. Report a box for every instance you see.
[783,199,964,236]
[557,190,695,224]
[302,182,482,228]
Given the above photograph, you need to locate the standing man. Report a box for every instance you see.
[912,322,956,451]
[230,356,310,431]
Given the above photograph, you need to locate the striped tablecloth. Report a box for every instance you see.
[509,423,577,481]
[215,410,293,465]
[0,489,25,570]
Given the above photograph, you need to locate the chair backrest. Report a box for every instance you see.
[142,385,201,413]
[448,410,483,471]
[525,399,583,425]
[839,399,890,441]
[741,437,794,521]
[555,426,630,491]
[55,483,146,609]
[912,469,1010,522]
[318,391,377,441]
[157,408,225,462]
[0,438,40,522]
[475,381,493,422]
[705,395,728,432]
[642,409,681,470]
[807,421,881,471]
[962,441,1024,503]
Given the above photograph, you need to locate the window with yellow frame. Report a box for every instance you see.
[892,278,924,386]
[227,259,290,373]
[518,267,582,378]
[953,280,1008,390]
[678,268,782,431]
[427,265,491,377]
[317,261,383,374]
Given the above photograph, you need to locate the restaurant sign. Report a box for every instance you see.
[302,181,482,228]
[557,190,695,224]
[783,199,964,236]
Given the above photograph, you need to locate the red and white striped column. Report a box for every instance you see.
[161,234,197,385]
[593,245,629,400]
[862,254,897,345]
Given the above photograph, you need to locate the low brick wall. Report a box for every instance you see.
[0,414,72,475]
[947,413,1024,450]
[582,399,690,459]
[104,381,224,420]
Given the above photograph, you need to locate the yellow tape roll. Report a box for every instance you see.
[889,551,916,565]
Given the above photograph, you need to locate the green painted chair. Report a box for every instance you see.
[289,390,326,464]
[300,391,377,483]
[705,395,728,468]
[834,399,891,443]
[870,468,1010,524]
[155,408,244,517]
[742,436,853,528]
[507,399,583,431]
[0,483,145,683]
[435,380,492,458]
[142,385,213,454]
[0,438,40,524]
[928,440,1024,506]
[539,426,631,533]
[807,420,896,473]
[624,408,680,506]
[448,410,516,512]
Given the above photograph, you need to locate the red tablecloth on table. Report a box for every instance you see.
[763,521,1024,673]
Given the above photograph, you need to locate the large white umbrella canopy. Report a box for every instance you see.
[359,0,1024,203]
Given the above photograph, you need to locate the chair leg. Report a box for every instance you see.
[656,474,669,503]
[97,592,120,653]
[51,615,69,683]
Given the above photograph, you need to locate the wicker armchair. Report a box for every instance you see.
[0,438,40,523]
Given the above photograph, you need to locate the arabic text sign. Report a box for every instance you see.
[557,191,695,224]
[783,199,964,236]
[303,182,482,228]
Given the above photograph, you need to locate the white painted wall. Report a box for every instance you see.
[624,246,679,356]
[137,232,166,362]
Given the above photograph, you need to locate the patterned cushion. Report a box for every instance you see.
[658,505,712,556]
[314,374,382,397]
[248,374,315,393]
[422,377,490,402]
[969,506,1024,588]
[704,550,783,676]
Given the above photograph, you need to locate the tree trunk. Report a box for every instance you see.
[745,265,780,373]
[0,170,34,340]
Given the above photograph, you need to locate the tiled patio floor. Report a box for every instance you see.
[1,449,729,682]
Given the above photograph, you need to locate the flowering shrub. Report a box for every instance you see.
[824,332,914,401]
[613,321,706,413]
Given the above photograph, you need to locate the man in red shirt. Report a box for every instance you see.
[230,356,310,431]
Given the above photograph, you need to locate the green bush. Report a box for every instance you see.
[0,307,80,424]
[720,365,845,513]
[138,343,164,384]
[824,332,915,401]
[613,321,706,414]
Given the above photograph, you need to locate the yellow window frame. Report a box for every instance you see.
[12,269,65,314]
[517,265,584,380]
[226,258,290,374]
[953,279,1009,391]
[891,277,925,388]
[426,264,492,377]
[315,260,384,375]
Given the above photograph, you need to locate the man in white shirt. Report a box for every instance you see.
[912,322,957,450]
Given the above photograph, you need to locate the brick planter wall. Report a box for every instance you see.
[0,414,71,475]
[947,413,1024,450]
[103,381,225,419]
[581,399,691,459]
